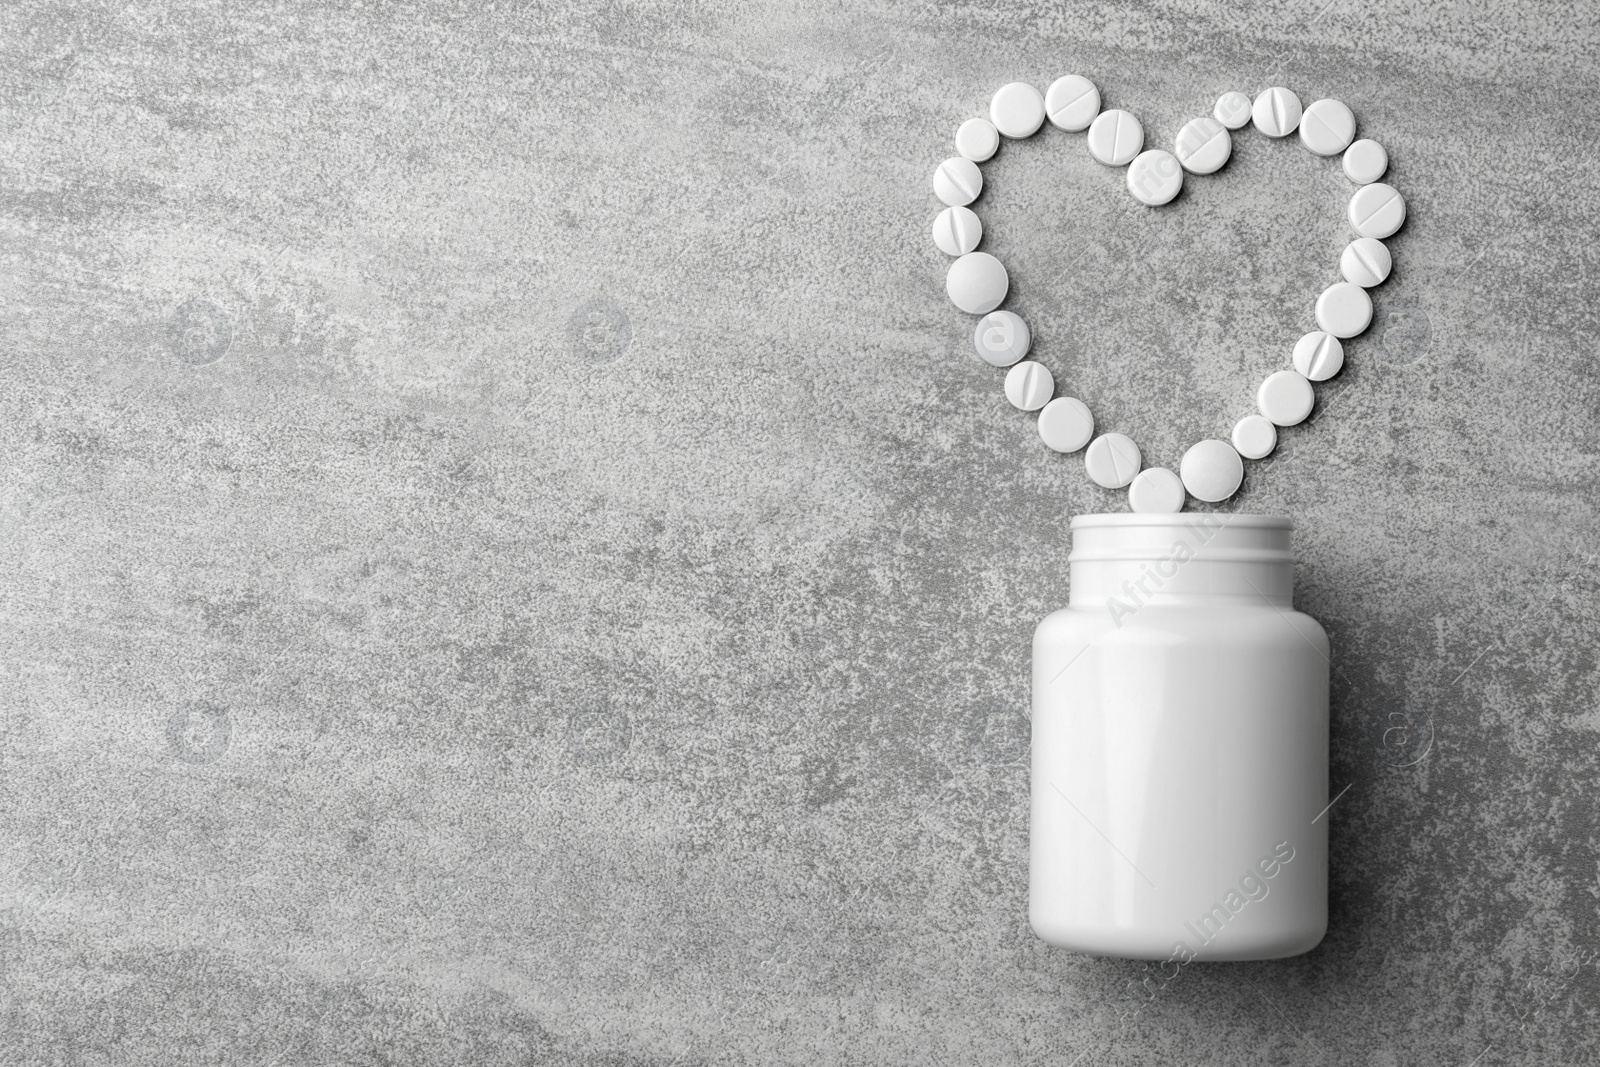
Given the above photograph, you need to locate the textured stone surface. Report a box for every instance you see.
[2,1,1598,1064]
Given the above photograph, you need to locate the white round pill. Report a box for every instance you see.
[1292,330,1345,381]
[1315,281,1374,338]
[1127,149,1183,206]
[1084,433,1141,489]
[1257,370,1315,427]
[1179,439,1244,503]
[932,205,982,257]
[1005,360,1054,411]
[956,117,1000,162]
[1087,109,1144,166]
[1252,87,1302,137]
[1298,98,1355,156]
[1214,91,1252,130]
[1340,237,1392,287]
[1038,396,1095,453]
[991,82,1046,139]
[1231,414,1278,460]
[1343,138,1388,184]
[946,252,1009,315]
[1045,75,1100,132]
[1349,182,1407,238]
[1128,467,1186,514]
[974,310,1030,367]
[1174,116,1232,174]
[933,156,983,206]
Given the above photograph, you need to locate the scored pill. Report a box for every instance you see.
[1257,370,1315,427]
[933,156,983,206]
[1128,467,1186,513]
[1085,432,1142,488]
[1292,331,1345,381]
[1046,74,1101,131]
[1127,149,1183,205]
[932,205,982,257]
[1299,98,1356,156]
[1179,439,1244,503]
[1315,281,1374,338]
[1343,139,1388,184]
[946,251,1009,314]
[1231,414,1278,460]
[1349,182,1407,238]
[1213,91,1252,130]
[1252,86,1302,137]
[956,117,1000,162]
[990,82,1047,139]
[1340,237,1392,287]
[974,310,1030,367]
[1087,109,1144,166]
[1038,396,1095,453]
[1005,360,1054,410]
[1174,116,1232,174]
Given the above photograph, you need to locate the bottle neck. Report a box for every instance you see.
[1067,514,1296,610]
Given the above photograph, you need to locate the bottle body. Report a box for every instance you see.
[1029,515,1328,961]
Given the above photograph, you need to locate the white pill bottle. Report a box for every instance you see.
[1030,514,1328,961]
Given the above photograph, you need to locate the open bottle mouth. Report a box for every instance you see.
[1070,514,1295,563]
[1070,514,1292,529]
[1067,514,1298,604]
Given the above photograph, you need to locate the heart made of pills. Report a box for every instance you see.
[931,80,1406,513]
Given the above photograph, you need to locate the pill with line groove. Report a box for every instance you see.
[956,117,1000,162]
[1046,75,1100,131]
[1085,432,1141,488]
[933,156,983,206]
[1340,237,1391,287]
[1005,360,1054,410]
[1349,182,1406,238]
[1299,98,1355,156]
[974,310,1029,366]
[1292,331,1345,381]
[1214,91,1252,130]
[1343,139,1387,184]
[933,206,982,256]
[1252,87,1301,137]
[991,82,1046,138]
[1174,116,1231,174]
[1129,467,1186,513]
[1087,109,1144,166]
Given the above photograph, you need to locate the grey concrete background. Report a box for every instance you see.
[2,0,1597,1063]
